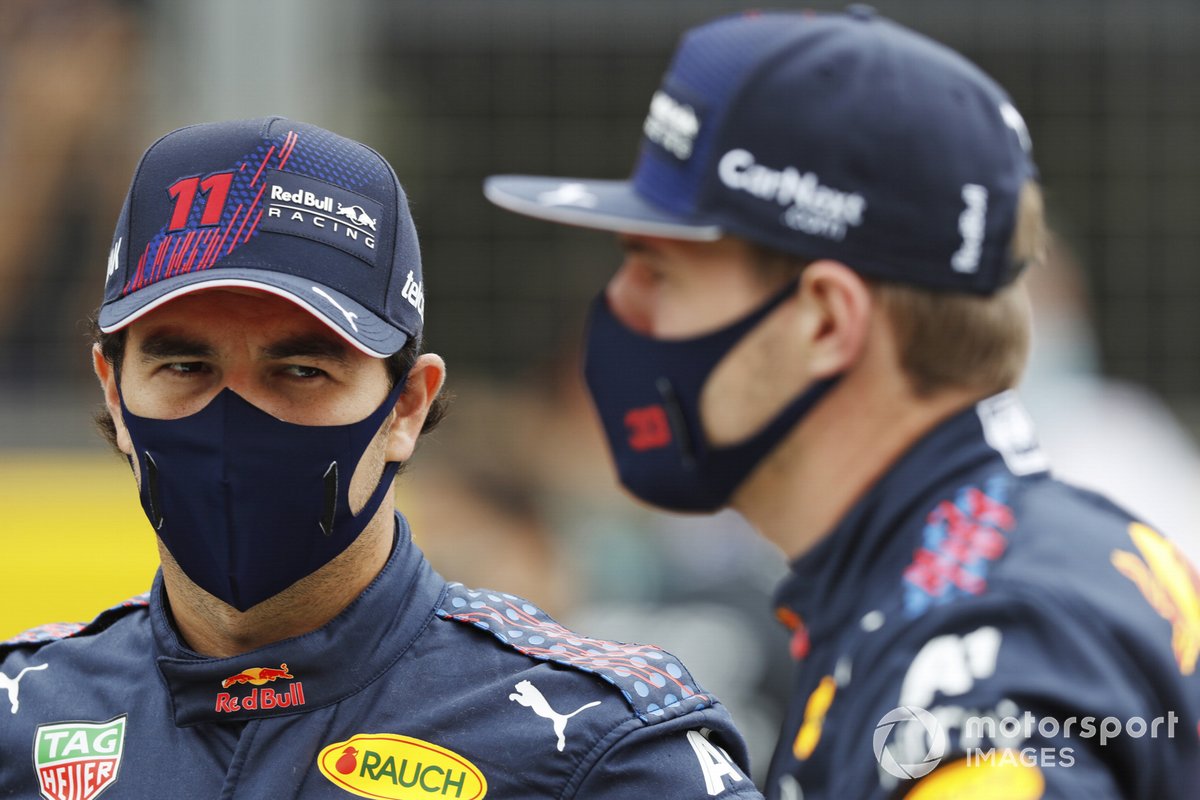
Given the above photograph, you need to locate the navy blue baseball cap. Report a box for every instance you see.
[100,117,424,356]
[485,6,1038,294]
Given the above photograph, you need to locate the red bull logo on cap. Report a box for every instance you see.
[215,663,305,714]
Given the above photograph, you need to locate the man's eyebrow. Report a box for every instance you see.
[261,334,351,363]
[617,234,665,259]
[137,333,216,361]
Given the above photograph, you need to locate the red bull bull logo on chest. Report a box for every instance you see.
[215,663,306,714]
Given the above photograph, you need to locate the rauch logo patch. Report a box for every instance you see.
[317,733,487,799]
[33,716,126,800]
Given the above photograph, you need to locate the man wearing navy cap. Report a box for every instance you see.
[0,117,764,798]
[486,7,1200,798]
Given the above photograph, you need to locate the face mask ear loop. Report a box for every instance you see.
[112,357,126,408]
[110,361,142,480]
[338,377,410,529]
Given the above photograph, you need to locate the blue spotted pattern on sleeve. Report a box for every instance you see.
[436,583,713,723]
[1,593,150,647]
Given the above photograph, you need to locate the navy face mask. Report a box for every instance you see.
[119,380,405,611]
[583,281,838,513]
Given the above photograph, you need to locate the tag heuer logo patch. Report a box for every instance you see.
[33,716,126,800]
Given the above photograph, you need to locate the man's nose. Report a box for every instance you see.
[604,266,654,336]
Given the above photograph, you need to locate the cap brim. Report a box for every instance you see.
[484,176,722,241]
[98,269,410,358]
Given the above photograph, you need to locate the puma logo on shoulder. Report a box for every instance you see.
[509,679,601,752]
[0,663,48,714]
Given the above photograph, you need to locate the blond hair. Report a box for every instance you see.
[752,180,1047,398]
[873,181,1045,397]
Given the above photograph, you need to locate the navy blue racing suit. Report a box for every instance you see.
[766,391,1200,799]
[0,515,763,799]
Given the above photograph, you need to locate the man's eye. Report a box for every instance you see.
[165,362,208,375]
[635,260,669,286]
[284,365,326,379]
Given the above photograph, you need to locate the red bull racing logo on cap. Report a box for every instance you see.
[215,663,305,714]
[33,716,126,800]
[317,733,487,799]
[261,169,382,265]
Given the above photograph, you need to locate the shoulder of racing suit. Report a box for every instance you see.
[435,581,717,725]
[0,593,150,653]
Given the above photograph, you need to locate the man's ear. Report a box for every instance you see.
[795,259,873,378]
[384,353,446,463]
[92,344,133,456]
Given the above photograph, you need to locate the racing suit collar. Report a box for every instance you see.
[773,391,1048,650]
[151,512,446,726]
